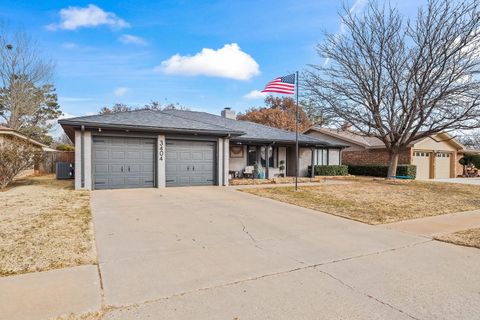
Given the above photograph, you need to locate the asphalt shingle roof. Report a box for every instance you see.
[161,110,334,145]
[60,109,345,147]
[59,109,242,135]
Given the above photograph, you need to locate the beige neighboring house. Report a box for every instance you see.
[304,127,465,179]
[0,125,53,177]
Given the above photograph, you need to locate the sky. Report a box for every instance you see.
[0,0,424,120]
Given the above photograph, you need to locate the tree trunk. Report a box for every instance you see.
[387,151,399,179]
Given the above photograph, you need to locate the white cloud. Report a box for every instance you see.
[47,4,129,31]
[114,87,129,97]
[244,90,267,99]
[119,34,148,46]
[157,43,260,80]
[62,42,78,49]
[59,96,93,102]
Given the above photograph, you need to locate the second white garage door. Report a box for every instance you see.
[435,152,452,179]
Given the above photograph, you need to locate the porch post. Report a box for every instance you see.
[310,147,315,178]
[265,144,269,179]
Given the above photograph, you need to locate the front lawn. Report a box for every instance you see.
[241,179,480,224]
[435,228,480,249]
[0,175,97,276]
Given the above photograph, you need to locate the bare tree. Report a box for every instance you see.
[304,0,480,177]
[99,101,189,114]
[0,25,61,144]
[459,130,480,149]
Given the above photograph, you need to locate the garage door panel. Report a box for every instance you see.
[180,152,191,160]
[95,164,109,173]
[191,152,203,160]
[111,151,125,160]
[142,151,154,160]
[95,150,109,160]
[127,151,140,160]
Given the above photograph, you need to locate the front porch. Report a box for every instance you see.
[228,141,343,181]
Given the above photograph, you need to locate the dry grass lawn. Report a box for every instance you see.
[435,228,480,249]
[242,178,480,224]
[0,175,96,276]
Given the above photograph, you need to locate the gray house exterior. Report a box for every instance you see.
[60,108,345,190]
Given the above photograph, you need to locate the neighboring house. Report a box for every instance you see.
[59,108,346,190]
[0,124,52,178]
[304,127,465,179]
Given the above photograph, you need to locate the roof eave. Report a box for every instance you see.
[59,120,245,137]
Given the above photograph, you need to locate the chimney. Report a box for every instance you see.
[340,122,352,131]
[221,107,236,120]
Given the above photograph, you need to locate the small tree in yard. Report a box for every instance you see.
[304,0,480,177]
[0,137,44,189]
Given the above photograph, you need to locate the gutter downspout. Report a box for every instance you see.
[81,125,85,188]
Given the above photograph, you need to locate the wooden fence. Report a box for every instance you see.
[38,151,75,174]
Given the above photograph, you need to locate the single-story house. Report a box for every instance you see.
[0,124,54,177]
[59,108,346,190]
[304,126,465,179]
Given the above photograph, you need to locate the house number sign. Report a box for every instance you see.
[158,140,164,161]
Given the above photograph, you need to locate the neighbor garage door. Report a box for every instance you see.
[166,140,216,187]
[412,151,431,179]
[93,136,155,189]
[435,152,452,179]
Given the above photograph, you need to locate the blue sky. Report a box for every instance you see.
[0,0,423,119]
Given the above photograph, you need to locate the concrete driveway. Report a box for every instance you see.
[92,187,480,319]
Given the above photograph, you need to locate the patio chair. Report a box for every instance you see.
[243,166,254,178]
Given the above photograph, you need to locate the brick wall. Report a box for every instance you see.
[342,148,411,165]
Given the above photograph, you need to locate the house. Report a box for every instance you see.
[304,126,465,179]
[0,124,53,177]
[59,108,346,190]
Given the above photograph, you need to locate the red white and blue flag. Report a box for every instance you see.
[261,74,296,95]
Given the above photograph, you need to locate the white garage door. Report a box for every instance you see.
[435,152,452,179]
[412,151,431,179]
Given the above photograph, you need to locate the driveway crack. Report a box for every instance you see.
[315,268,421,320]
[106,239,432,315]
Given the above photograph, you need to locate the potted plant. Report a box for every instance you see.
[279,160,285,177]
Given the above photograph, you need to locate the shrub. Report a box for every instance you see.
[308,165,349,176]
[348,164,417,178]
[0,137,44,189]
[56,144,75,151]
[459,154,480,168]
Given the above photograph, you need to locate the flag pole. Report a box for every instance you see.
[295,71,299,191]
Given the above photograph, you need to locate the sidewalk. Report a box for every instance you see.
[382,210,480,237]
[0,265,101,320]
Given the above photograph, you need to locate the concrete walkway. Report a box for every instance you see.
[0,265,101,320]
[429,177,480,185]
[383,210,480,237]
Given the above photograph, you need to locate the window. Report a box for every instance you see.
[315,149,329,165]
[247,146,257,166]
[247,146,278,167]
[260,146,277,167]
[328,149,341,165]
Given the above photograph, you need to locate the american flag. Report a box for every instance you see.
[261,74,296,95]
